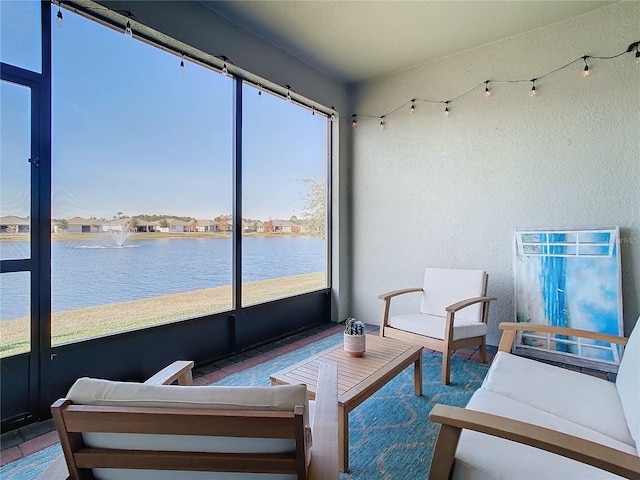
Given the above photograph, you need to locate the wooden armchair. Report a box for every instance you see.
[379,267,496,384]
[40,360,338,480]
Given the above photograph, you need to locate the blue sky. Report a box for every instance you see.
[1,2,327,221]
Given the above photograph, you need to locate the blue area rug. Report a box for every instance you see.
[0,332,489,479]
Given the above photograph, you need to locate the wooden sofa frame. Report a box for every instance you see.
[427,322,640,479]
[41,360,338,480]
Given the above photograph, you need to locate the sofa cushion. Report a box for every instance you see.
[616,319,640,445]
[481,351,634,446]
[453,389,636,480]
[67,377,308,412]
[389,313,487,341]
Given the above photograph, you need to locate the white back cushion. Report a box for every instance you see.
[420,268,487,321]
[616,319,640,445]
[67,377,308,412]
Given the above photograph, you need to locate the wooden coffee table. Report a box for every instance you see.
[270,334,423,472]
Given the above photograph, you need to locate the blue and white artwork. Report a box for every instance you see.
[514,227,623,365]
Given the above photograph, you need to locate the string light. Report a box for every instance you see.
[410,100,416,113]
[582,56,591,77]
[379,117,385,129]
[222,63,228,76]
[285,85,292,102]
[484,80,492,97]
[56,1,63,26]
[312,106,316,116]
[352,114,358,128]
[443,102,450,117]
[179,55,185,74]
[331,112,336,122]
[635,45,640,64]
[530,78,537,96]
[124,20,133,38]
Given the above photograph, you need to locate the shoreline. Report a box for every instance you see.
[0,271,325,357]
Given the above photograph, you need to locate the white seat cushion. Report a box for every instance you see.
[616,319,640,445]
[389,313,487,341]
[453,389,636,480]
[481,352,634,446]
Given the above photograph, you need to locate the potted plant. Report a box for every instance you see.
[344,317,366,357]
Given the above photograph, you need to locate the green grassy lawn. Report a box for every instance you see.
[0,272,326,357]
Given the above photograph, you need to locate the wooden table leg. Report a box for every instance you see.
[414,350,423,396]
[338,403,348,472]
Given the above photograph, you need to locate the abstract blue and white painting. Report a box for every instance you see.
[514,227,623,365]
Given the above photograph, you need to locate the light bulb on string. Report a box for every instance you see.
[330,112,336,122]
[311,107,316,116]
[179,55,185,74]
[530,79,537,97]
[124,20,133,38]
[484,80,492,97]
[410,100,416,113]
[222,63,229,76]
[635,45,639,64]
[352,114,358,128]
[582,56,591,77]
[379,117,385,129]
[443,102,450,117]
[56,2,63,27]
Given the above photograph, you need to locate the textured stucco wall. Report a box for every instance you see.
[349,2,640,344]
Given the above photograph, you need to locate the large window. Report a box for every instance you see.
[50,10,234,344]
[45,8,329,344]
[0,80,33,357]
[241,84,328,306]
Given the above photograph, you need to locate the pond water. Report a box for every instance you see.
[1,236,326,319]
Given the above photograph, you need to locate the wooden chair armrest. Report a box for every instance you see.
[377,287,423,301]
[497,322,628,353]
[446,296,496,313]
[144,360,194,385]
[308,361,339,480]
[428,404,640,480]
[35,455,69,480]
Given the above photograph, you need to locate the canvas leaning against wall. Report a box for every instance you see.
[513,226,623,371]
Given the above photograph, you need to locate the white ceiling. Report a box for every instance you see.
[201,1,614,84]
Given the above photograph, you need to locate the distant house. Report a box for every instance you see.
[259,219,299,233]
[134,220,158,233]
[0,215,30,233]
[158,218,191,233]
[196,219,219,232]
[243,220,262,233]
[65,217,103,233]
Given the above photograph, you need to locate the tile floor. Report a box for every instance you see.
[0,321,611,468]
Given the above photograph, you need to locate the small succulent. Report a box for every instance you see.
[344,317,365,335]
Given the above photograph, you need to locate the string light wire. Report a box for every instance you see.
[347,41,637,125]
